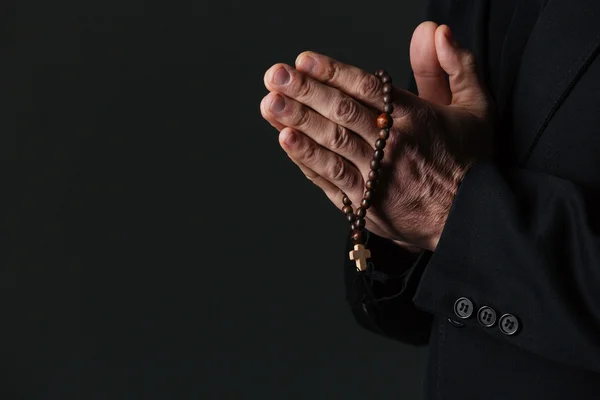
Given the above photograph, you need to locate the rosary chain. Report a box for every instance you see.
[341,69,393,245]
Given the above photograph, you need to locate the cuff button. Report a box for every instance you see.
[453,297,474,319]
[477,306,497,327]
[499,313,520,335]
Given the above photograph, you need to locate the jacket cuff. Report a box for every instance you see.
[347,229,433,306]
[411,158,507,328]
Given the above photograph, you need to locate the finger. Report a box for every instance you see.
[434,24,491,120]
[288,153,393,240]
[262,91,372,173]
[292,51,418,118]
[287,154,384,232]
[278,127,364,198]
[410,21,452,105]
[286,153,348,206]
[260,94,286,131]
[283,133,394,240]
[264,63,381,144]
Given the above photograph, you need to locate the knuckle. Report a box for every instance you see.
[302,144,318,164]
[331,157,349,184]
[333,96,360,125]
[292,73,313,99]
[324,61,340,83]
[291,106,311,127]
[357,74,381,99]
[330,124,352,151]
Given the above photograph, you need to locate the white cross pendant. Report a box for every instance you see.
[349,244,371,272]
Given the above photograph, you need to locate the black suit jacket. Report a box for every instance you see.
[344,0,600,398]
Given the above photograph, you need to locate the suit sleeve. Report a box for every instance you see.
[412,157,600,373]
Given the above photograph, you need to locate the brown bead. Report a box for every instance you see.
[370,159,380,170]
[351,229,365,244]
[375,69,386,77]
[342,205,353,214]
[346,213,356,223]
[383,94,393,104]
[356,206,366,218]
[369,170,379,180]
[383,83,393,94]
[377,113,393,129]
[378,129,390,140]
[361,198,371,209]
[364,189,374,201]
[374,149,384,160]
[342,195,352,206]
[366,180,376,190]
[383,104,393,114]
[354,218,366,229]
[381,74,392,84]
[376,139,386,150]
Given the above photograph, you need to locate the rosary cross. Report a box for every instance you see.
[349,244,371,271]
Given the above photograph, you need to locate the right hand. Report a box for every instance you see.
[387,21,473,252]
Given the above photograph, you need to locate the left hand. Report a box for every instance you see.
[260,23,495,251]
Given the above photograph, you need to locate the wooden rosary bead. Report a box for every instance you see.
[356,206,366,218]
[351,229,366,244]
[344,69,393,254]
[378,128,390,140]
[354,218,366,229]
[377,113,393,129]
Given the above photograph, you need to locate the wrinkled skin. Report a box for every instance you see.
[260,22,495,252]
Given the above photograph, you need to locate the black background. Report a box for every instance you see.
[11,1,428,398]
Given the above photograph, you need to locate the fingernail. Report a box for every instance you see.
[270,94,285,113]
[297,55,316,73]
[273,67,290,85]
[284,130,297,146]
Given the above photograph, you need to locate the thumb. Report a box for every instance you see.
[434,24,492,121]
[410,21,452,105]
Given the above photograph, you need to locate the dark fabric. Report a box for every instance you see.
[486,0,515,100]
[487,0,550,102]
[343,0,600,398]
[344,230,433,346]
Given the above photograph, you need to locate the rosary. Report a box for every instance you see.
[342,69,393,272]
